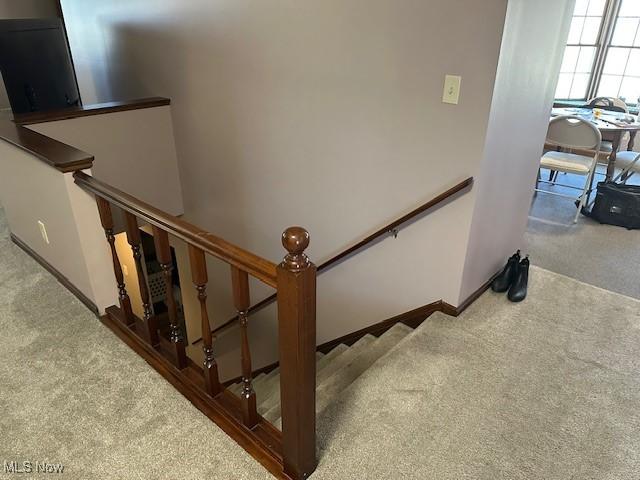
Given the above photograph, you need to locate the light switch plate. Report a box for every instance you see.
[442,75,462,105]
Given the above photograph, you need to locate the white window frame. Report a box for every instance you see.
[557,0,639,104]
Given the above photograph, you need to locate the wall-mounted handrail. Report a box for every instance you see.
[193,176,473,345]
[74,171,278,287]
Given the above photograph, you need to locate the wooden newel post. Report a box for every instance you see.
[95,197,134,325]
[277,226,317,480]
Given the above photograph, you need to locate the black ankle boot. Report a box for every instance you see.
[508,256,529,302]
[491,250,521,293]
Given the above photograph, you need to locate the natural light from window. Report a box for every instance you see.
[598,1,640,101]
[556,0,640,105]
[557,0,606,100]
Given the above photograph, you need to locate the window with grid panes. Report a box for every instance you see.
[556,0,607,100]
[596,0,640,104]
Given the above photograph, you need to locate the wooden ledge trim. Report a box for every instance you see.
[0,120,93,173]
[13,97,171,126]
[317,270,499,354]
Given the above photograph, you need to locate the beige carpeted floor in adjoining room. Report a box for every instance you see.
[3,202,640,479]
[526,167,640,300]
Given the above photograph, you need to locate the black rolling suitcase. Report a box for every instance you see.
[588,181,640,229]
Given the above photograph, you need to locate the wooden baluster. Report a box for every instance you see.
[151,226,187,369]
[124,212,159,346]
[95,197,134,325]
[277,227,317,480]
[231,265,258,428]
[188,245,222,397]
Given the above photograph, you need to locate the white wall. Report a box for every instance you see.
[0,142,117,313]
[57,0,572,375]
[0,0,59,109]
[459,0,575,301]
[27,106,185,216]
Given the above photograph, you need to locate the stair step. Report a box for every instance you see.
[256,343,349,413]
[314,324,412,412]
[272,324,413,428]
[263,334,377,423]
[228,353,324,400]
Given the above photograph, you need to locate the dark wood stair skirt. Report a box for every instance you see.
[101,306,292,480]
[100,271,496,478]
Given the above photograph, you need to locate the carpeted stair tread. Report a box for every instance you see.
[256,342,359,415]
[229,352,324,398]
[262,334,377,423]
[258,344,349,413]
[271,324,414,428]
[313,323,413,417]
[254,352,323,393]
[253,347,345,413]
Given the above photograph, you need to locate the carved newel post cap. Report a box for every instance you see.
[282,226,310,254]
[281,226,310,271]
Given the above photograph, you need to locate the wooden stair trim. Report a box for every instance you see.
[102,306,292,480]
[193,176,475,346]
[10,233,98,315]
[13,97,171,126]
[316,301,442,354]
[0,119,93,173]
[229,272,497,386]
[317,271,498,353]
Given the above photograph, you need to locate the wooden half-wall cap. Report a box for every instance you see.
[13,97,171,126]
[0,119,93,173]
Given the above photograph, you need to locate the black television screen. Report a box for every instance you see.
[0,18,80,114]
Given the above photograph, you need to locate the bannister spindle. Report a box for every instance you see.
[277,227,317,480]
[231,265,258,428]
[95,197,134,325]
[188,245,222,397]
[151,226,187,369]
[124,212,159,346]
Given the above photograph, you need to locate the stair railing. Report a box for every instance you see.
[74,170,317,480]
[193,176,474,346]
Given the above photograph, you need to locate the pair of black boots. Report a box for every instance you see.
[491,250,529,302]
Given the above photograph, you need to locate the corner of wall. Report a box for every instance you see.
[64,170,118,314]
[457,0,575,305]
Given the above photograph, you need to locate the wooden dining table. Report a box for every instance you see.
[551,107,640,181]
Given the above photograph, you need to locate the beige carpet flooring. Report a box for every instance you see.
[3,204,640,479]
[314,269,640,479]
[526,167,640,299]
[0,207,272,480]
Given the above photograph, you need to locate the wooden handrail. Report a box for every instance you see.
[73,171,278,287]
[82,168,317,478]
[193,176,473,345]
